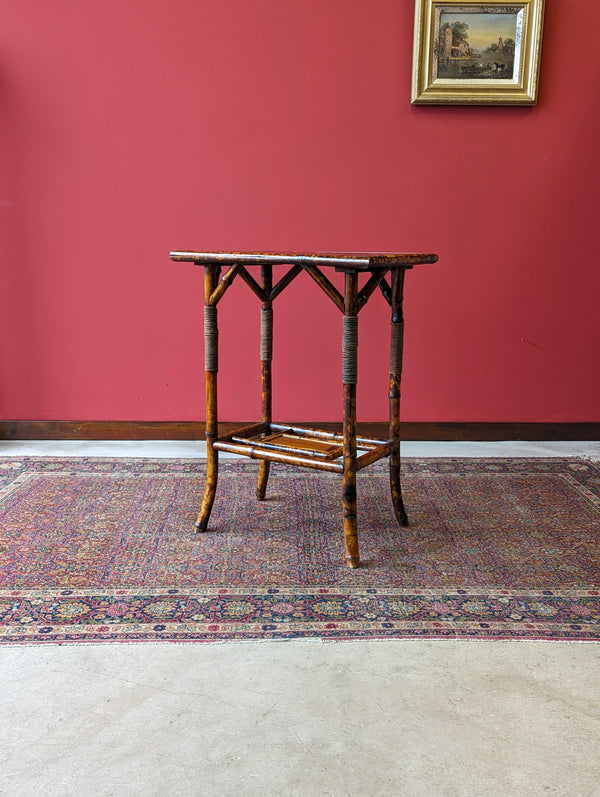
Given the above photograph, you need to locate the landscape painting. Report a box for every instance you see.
[411,0,545,104]
[436,10,520,79]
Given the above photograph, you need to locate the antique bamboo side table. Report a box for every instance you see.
[170,251,437,568]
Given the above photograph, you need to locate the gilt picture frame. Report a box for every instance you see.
[411,0,545,104]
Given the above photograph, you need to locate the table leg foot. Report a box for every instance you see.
[195,501,215,532]
[196,505,217,532]
[390,462,409,527]
[343,489,360,568]
[256,460,270,501]
[195,449,218,532]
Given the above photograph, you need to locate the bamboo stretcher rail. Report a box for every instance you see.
[229,435,343,460]
[217,435,391,470]
[222,421,388,461]
[268,422,386,448]
[213,439,344,473]
[216,421,269,442]
[356,443,391,470]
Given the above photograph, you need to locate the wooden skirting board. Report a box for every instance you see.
[1,421,599,441]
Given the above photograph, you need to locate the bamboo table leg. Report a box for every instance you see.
[342,271,360,568]
[256,265,273,500]
[196,265,220,531]
[389,267,409,526]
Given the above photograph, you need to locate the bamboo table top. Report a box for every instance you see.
[169,251,438,271]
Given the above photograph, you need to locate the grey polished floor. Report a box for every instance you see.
[1,441,599,796]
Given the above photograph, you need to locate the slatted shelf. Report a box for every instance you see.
[213,422,391,473]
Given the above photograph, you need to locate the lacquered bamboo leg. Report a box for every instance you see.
[256,465,271,501]
[256,265,273,501]
[342,271,360,568]
[389,373,408,526]
[389,267,409,527]
[196,266,220,532]
[256,416,271,501]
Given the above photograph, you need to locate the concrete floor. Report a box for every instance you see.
[1,441,599,796]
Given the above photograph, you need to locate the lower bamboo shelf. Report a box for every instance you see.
[213,422,391,473]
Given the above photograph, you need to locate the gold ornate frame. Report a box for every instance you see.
[411,0,545,104]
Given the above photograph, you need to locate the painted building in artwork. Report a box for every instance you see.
[442,27,453,59]
[441,26,473,59]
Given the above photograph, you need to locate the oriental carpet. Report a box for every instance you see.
[0,457,599,644]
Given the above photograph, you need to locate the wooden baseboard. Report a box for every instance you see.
[1,420,599,441]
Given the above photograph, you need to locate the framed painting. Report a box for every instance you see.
[411,0,545,104]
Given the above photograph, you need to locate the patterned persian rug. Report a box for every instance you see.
[1,457,599,644]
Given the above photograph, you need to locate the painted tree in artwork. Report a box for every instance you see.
[441,20,470,46]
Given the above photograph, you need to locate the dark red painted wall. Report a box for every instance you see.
[1,0,599,423]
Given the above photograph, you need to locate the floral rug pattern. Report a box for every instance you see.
[1,457,599,643]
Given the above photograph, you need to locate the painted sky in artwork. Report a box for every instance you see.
[440,12,518,50]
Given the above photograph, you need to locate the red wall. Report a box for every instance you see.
[1,0,599,424]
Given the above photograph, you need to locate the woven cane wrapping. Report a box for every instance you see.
[260,308,273,361]
[390,320,404,376]
[342,315,358,384]
[204,305,218,372]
